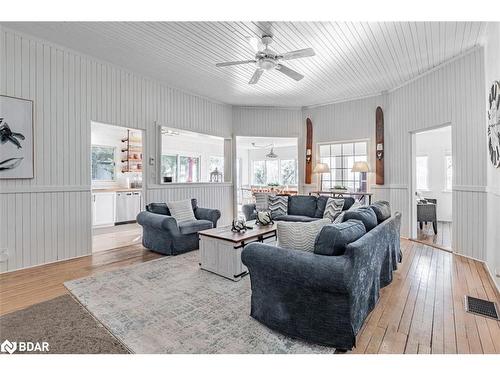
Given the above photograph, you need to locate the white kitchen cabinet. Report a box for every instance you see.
[92,192,116,227]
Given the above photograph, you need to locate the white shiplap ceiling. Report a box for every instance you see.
[2,22,487,107]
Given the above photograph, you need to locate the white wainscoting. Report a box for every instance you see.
[0,27,233,272]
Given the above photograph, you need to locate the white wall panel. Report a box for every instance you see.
[0,27,233,272]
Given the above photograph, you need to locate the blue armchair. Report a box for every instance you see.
[137,199,221,255]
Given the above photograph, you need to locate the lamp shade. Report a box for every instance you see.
[351,161,370,173]
[313,163,330,173]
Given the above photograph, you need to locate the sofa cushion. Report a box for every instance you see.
[323,198,344,222]
[370,201,391,223]
[178,219,213,235]
[167,199,196,222]
[314,196,329,218]
[342,197,356,211]
[287,195,317,217]
[314,219,366,256]
[274,215,319,222]
[277,218,331,252]
[342,206,378,232]
[268,195,289,219]
[147,202,171,215]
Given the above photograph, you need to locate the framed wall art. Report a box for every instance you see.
[0,95,34,179]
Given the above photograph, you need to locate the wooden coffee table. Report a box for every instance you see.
[198,223,277,281]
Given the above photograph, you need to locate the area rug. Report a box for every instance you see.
[0,295,129,354]
[65,251,336,354]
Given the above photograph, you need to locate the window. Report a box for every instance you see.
[319,141,367,191]
[251,159,298,186]
[252,160,266,185]
[179,156,200,183]
[445,155,452,191]
[208,156,224,180]
[161,155,178,182]
[416,156,429,191]
[280,159,297,185]
[91,145,116,181]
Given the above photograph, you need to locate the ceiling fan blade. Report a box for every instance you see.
[280,48,315,61]
[215,60,256,67]
[275,64,304,81]
[246,36,263,52]
[249,69,264,84]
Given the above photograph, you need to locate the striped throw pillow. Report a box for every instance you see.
[268,195,288,219]
[323,198,344,222]
[277,218,331,252]
[167,199,196,222]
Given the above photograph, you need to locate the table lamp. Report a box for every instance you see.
[313,163,330,190]
[351,161,370,192]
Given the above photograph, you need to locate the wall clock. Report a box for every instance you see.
[488,80,500,168]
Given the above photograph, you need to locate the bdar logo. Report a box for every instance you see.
[1,340,17,354]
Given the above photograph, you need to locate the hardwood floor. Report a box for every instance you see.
[0,244,162,316]
[1,239,499,354]
[416,221,452,250]
[92,223,142,253]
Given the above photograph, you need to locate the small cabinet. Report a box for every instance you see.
[92,192,116,227]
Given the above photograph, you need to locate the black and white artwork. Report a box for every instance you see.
[488,81,500,168]
[0,95,33,179]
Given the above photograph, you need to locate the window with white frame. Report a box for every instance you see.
[445,155,452,191]
[161,154,200,183]
[319,141,367,191]
[251,159,297,185]
[416,156,429,191]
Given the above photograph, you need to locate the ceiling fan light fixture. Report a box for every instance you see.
[266,148,278,159]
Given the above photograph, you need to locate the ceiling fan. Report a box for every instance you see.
[251,142,278,158]
[215,35,315,85]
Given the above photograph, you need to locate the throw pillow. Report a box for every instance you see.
[277,218,330,252]
[314,219,366,256]
[323,198,344,222]
[256,211,273,226]
[370,201,391,223]
[342,206,378,232]
[254,192,271,211]
[167,199,196,222]
[332,200,361,224]
[268,195,288,219]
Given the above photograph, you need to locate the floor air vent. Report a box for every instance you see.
[464,296,499,320]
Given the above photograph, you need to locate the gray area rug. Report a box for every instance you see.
[0,295,129,354]
[65,251,336,354]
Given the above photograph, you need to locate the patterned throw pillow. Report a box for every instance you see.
[323,198,344,222]
[268,195,288,219]
[166,199,196,222]
[332,200,362,224]
[256,211,273,226]
[254,193,271,211]
[277,218,331,252]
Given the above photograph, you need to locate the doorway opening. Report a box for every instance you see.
[235,136,299,217]
[90,121,144,253]
[411,125,452,251]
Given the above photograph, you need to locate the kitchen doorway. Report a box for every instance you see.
[90,121,144,252]
[410,125,453,251]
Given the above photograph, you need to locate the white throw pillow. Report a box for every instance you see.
[167,199,196,222]
[333,200,362,224]
[277,218,331,252]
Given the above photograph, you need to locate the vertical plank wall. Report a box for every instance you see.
[0,27,233,272]
[302,48,487,260]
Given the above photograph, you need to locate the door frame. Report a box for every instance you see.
[408,122,452,246]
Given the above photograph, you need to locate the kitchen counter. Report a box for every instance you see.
[92,187,143,193]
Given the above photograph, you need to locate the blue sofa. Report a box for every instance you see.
[241,201,401,350]
[242,195,355,222]
[137,199,221,255]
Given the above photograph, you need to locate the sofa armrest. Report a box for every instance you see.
[242,203,257,221]
[137,211,180,235]
[194,207,221,227]
[241,243,350,294]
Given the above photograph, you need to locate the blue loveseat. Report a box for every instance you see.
[242,195,355,222]
[241,201,401,351]
[137,199,221,255]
